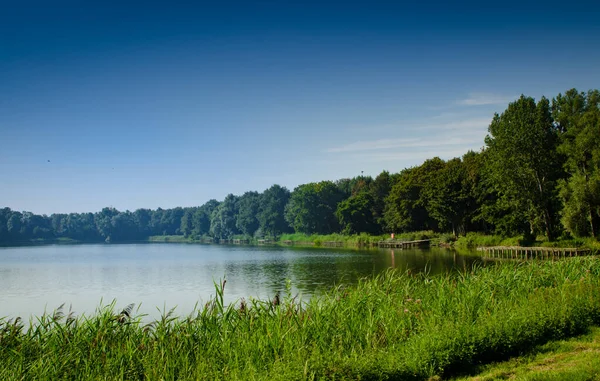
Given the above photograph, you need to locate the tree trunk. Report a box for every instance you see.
[535,174,555,240]
[544,208,554,241]
[590,209,599,238]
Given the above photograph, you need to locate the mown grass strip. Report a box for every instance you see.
[450,326,600,381]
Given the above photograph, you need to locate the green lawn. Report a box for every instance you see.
[451,326,600,381]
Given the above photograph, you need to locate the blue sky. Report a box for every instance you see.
[1,1,599,215]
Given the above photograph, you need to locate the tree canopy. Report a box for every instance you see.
[2,88,599,244]
[484,95,563,240]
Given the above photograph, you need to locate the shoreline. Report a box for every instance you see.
[3,232,598,253]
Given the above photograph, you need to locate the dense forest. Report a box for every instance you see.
[1,88,599,244]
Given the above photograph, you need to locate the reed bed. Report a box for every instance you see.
[278,231,438,247]
[2,258,600,380]
[454,232,600,252]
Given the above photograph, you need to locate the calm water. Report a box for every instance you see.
[0,243,482,320]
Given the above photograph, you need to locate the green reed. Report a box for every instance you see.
[278,231,438,247]
[2,257,600,380]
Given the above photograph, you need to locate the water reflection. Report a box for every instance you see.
[0,243,484,321]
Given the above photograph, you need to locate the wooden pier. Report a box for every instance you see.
[477,246,592,259]
[232,239,249,245]
[378,239,431,249]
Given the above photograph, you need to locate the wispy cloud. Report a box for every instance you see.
[350,147,477,164]
[321,112,491,175]
[412,118,491,132]
[349,117,491,134]
[326,136,480,153]
[326,115,490,154]
[326,138,419,153]
[457,93,516,106]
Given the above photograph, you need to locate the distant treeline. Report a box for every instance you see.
[1,88,598,244]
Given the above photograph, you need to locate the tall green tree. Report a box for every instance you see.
[180,208,196,237]
[559,172,600,237]
[7,211,23,240]
[422,158,472,236]
[383,158,445,232]
[285,181,344,234]
[109,211,137,241]
[193,200,220,237]
[461,150,504,234]
[257,185,291,238]
[50,213,68,237]
[94,207,120,242]
[149,208,165,235]
[236,191,261,237]
[485,95,564,240]
[65,212,99,241]
[336,192,378,234]
[210,194,240,239]
[0,208,12,240]
[335,178,354,198]
[368,171,392,233]
[133,209,152,238]
[553,89,600,237]
[160,207,185,235]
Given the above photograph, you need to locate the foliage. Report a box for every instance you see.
[256,184,292,238]
[454,232,523,248]
[209,194,240,239]
[422,158,475,236]
[484,95,564,240]
[191,199,220,238]
[559,173,600,237]
[235,191,261,237]
[554,89,600,238]
[383,158,445,232]
[179,208,195,237]
[368,170,392,232]
[336,192,379,235]
[284,181,344,234]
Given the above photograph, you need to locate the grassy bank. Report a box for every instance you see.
[3,258,600,380]
[276,231,600,252]
[148,232,599,254]
[454,232,600,252]
[147,235,195,243]
[452,326,600,380]
[278,230,440,247]
[0,237,83,247]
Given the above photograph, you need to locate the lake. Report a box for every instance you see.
[0,243,483,321]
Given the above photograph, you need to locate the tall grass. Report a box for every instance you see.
[454,232,523,248]
[537,236,600,251]
[2,258,600,380]
[147,235,193,243]
[279,231,439,247]
[455,232,600,252]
